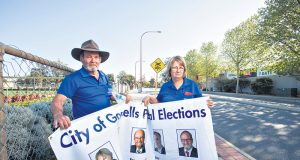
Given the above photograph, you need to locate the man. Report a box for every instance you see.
[51,39,130,129]
[130,129,146,153]
[178,130,198,158]
[153,131,166,154]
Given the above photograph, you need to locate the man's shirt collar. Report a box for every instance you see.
[136,148,143,153]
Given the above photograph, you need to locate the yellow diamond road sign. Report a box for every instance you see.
[151,58,165,73]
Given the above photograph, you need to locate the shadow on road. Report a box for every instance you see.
[211,101,300,160]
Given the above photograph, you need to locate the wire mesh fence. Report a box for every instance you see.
[0,43,74,160]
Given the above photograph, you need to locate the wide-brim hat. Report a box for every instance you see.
[71,39,110,63]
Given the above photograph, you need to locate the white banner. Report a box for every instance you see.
[49,97,218,160]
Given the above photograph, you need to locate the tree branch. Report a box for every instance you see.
[279,40,300,56]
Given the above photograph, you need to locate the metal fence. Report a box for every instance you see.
[0,42,74,160]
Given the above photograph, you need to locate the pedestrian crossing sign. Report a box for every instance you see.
[151,58,165,73]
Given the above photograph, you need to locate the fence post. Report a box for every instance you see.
[0,44,8,160]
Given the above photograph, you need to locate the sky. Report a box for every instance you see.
[1,0,266,81]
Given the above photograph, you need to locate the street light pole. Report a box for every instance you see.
[139,30,161,93]
[135,60,144,89]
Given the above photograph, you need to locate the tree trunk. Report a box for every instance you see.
[236,67,240,94]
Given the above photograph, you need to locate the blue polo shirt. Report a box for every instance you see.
[157,77,202,103]
[58,67,112,119]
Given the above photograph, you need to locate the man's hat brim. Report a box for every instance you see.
[71,48,109,63]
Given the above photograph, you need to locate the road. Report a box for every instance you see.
[210,95,300,160]
[128,89,300,159]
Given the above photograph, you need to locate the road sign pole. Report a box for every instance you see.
[151,58,165,93]
[155,73,158,92]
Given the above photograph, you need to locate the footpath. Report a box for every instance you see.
[215,133,254,160]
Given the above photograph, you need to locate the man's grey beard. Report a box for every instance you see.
[84,66,98,72]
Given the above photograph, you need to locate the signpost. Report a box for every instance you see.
[150,58,165,91]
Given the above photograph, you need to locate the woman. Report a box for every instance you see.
[95,148,114,160]
[143,56,213,107]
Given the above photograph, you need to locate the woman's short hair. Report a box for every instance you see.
[165,56,187,78]
[95,148,113,160]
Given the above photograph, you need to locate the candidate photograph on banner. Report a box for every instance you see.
[177,129,198,158]
[88,141,119,160]
[153,129,166,155]
[130,127,147,154]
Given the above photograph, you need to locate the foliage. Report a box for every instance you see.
[15,62,69,90]
[258,0,300,75]
[215,78,229,92]
[28,99,73,125]
[215,78,236,93]
[143,81,151,88]
[51,60,70,77]
[4,100,73,160]
[160,43,220,88]
[222,15,263,93]
[9,96,53,106]
[125,74,135,88]
[117,71,135,92]
[117,71,135,86]
[31,65,51,77]
[238,78,251,93]
[107,73,115,83]
[184,50,203,82]
[117,71,126,84]
[149,78,155,87]
[251,77,274,94]
[199,42,220,89]
[215,78,251,93]
[5,105,54,160]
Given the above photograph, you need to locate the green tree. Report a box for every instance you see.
[222,16,262,93]
[107,73,115,84]
[199,42,219,91]
[51,60,70,77]
[258,0,300,75]
[143,81,150,88]
[117,71,126,93]
[124,74,135,90]
[116,71,135,92]
[149,78,155,87]
[184,50,202,82]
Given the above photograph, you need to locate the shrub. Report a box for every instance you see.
[216,78,236,92]
[28,99,73,127]
[216,78,251,93]
[251,77,273,94]
[5,105,55,160]
[238,78,251,93]
[4,99,73,160]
